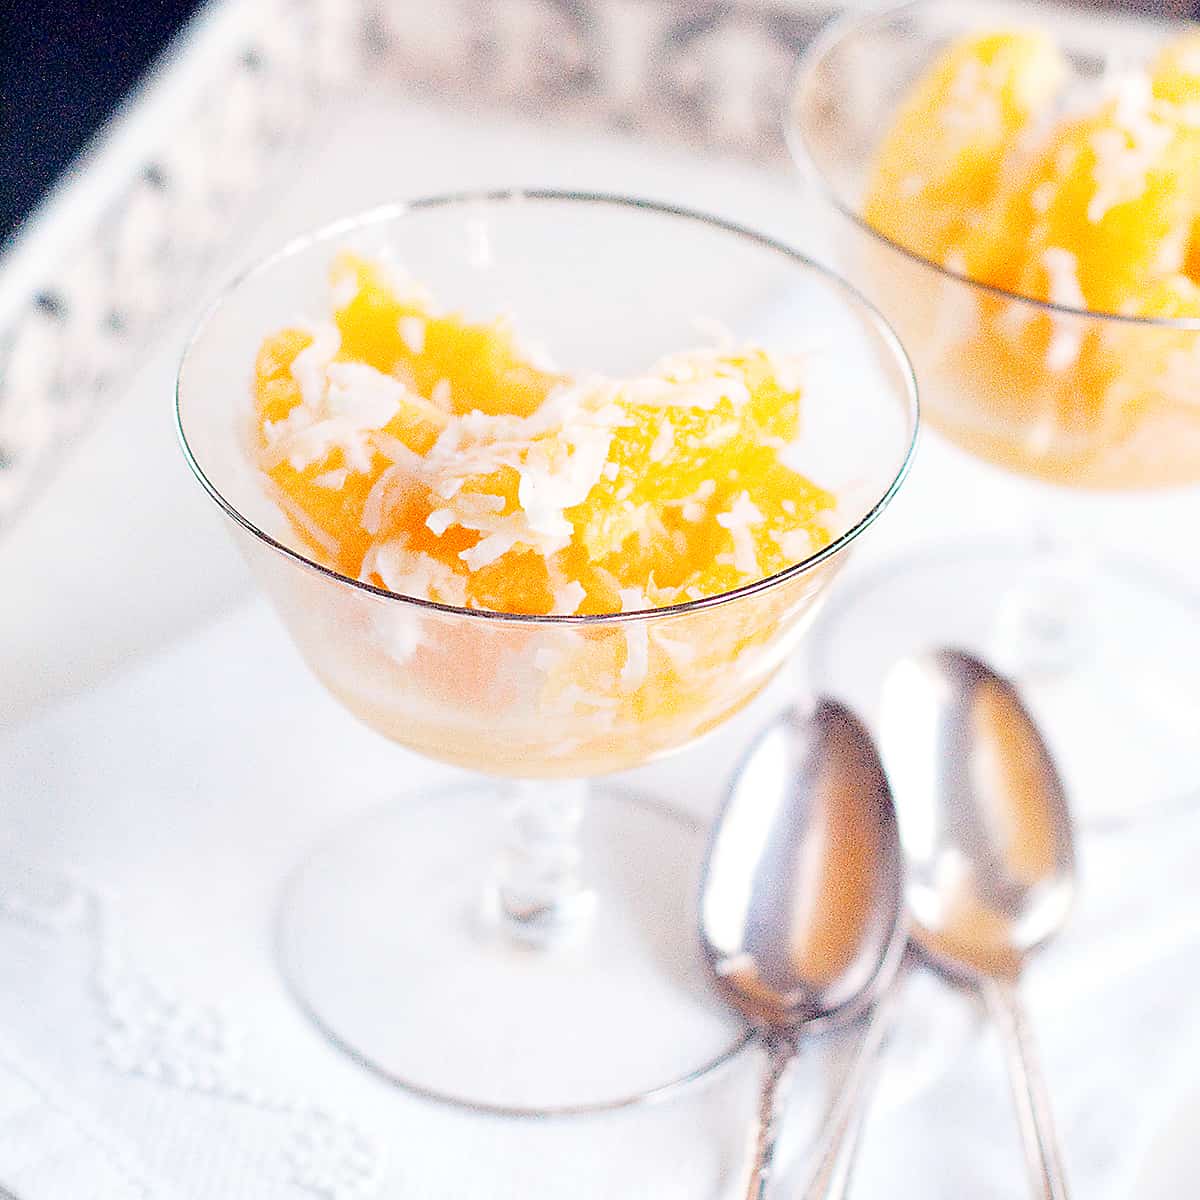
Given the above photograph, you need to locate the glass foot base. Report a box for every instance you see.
[806,541,1200,830]
[276,784,752,1115]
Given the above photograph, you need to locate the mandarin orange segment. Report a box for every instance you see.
[562,353,831,607]
[252,319,452,574]
[253,327,312,427]
[864,30,1067,266]
[267,460,377,575]
[331,253,563,417]
[1014,101,1199,315]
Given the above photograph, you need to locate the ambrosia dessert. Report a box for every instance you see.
[247,252,841,774]
[253,252,834,614]
[863,27,1200,487]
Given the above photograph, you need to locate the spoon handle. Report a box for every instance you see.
[745,1035,800,1200]
[983,977,1070,1200]
[800,969,905,1200]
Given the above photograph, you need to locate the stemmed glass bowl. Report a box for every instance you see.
[177,191,918,1114]
[790,1,1200,827]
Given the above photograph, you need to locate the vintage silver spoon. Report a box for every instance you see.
[880,648,1076,1200]
[700,700,906,1200]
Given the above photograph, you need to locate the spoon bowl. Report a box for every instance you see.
[701,699,906,1198]
[702,700,906,1028]
[880,648,1076,980]
[881,648,1077,1199]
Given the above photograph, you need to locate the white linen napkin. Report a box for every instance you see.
[0,598,1197,1199]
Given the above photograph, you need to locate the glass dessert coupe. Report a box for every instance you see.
[790,2,1200,827]
[176,191,918,1115]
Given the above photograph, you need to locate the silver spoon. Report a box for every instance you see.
[880,648,1076,1200]
[700,700,906,1200]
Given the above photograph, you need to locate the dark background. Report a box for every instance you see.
[1,0,204,241]
[2,0,1199,245]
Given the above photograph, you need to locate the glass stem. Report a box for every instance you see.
[991,520,1094,680]
[491,779,596,948]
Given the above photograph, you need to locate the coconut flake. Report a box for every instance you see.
[1031,181,1056,214]
[553,580,587,614]
[1040,247,1087,371]
[288,321,340,410]
[618,587,650,692]
[267,359,407,473]
[398,315,426,355]
[1088,74,1174,223]
[362,464,418,536]
[312,468,348,490]
[716,492,764,578]
[363,537,468,608]
[648,421,675,463]
[775,527,814,562]
[331,269,358,309]
[431,378,452,411]
[426,508,456,536]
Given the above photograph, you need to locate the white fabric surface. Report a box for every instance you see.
[1,600,1199,1199]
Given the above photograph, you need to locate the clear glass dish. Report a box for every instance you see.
[176,190,918,1114]
[789,0,1200,827]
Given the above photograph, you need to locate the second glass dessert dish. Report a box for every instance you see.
[791,1,1200,826]
[177,191,918,1114]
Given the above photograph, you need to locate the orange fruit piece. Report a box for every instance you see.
[865,30,1067,266]
[1012,94,1200,316]
[331,253,563,417]
[566,352,831,604]
[253,321,448,575]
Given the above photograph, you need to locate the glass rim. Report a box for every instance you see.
[176,188,920,628]
[785,0,1200,333]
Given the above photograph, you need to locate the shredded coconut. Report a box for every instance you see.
[312,468,348,490]
[398,315,426,355]
[618,588,650,692]
[648,422,675,463]
[362,537,468,608]
[287,321,340,410]
[1040,247,1087,370]
[716,492,764,577]
[426,508,456,536]
[265,357,408,473]
[554,580,587,614]
[362,464,419,536]
[1088,75,1174,223]
[775,527,814,562]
